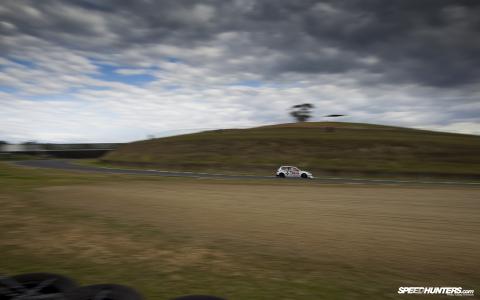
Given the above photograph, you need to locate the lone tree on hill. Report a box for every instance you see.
[290,103,314,122]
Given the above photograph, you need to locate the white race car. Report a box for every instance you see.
[276,166,313,179]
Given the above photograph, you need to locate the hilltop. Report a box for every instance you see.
[102,122,480,178]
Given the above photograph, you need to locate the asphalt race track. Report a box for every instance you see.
[14,159,480,186]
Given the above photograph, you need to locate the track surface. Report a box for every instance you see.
[14,159,480,186]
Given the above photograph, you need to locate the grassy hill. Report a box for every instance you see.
[102,122,480,178]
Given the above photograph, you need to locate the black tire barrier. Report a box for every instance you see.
[0,273,78,300]
[1,273,226,300]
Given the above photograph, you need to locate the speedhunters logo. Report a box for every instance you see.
[398,287,474,296]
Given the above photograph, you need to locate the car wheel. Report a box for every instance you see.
[301,173,308,179]
[278,173,285,178]
[0,273,78,300]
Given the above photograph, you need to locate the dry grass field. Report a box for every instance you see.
[1,162,479,299]
[34,183,480,268]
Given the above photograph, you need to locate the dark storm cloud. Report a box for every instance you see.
[1,0,480,87]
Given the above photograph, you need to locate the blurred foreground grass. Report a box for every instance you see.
[1,162,479,299]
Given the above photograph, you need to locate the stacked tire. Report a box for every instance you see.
[0,273,225,300]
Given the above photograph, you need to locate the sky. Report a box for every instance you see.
[1,0,479,143]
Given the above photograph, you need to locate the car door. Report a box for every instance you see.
[284,167,293,177]
[290,167,301,177]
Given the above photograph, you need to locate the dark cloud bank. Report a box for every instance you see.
[2,0,479,87]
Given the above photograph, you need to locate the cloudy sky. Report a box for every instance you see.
[1,0,479,143]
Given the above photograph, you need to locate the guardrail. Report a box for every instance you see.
[1,149,111,158]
